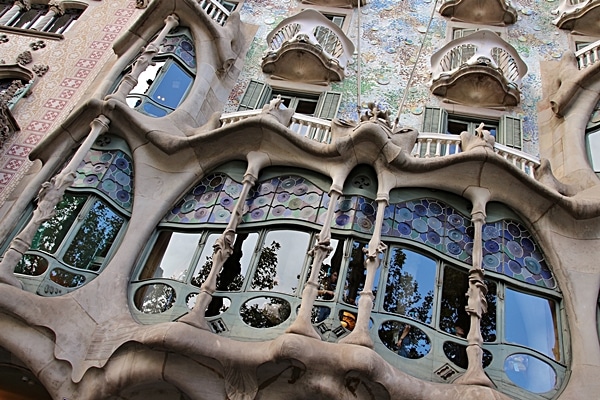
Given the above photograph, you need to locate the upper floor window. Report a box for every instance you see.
[10,134,132,297]
[238,80,341,120]
[125,27,196,118]
[0,1,85,34]
[423,106,522,149]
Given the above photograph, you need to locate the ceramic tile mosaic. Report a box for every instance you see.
[0,1,141,202]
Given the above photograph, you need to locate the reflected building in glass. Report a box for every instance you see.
[0,1,598,400]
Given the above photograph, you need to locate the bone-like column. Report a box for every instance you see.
[107,14,179,102]
[0,115,110,288]
[0,1,29,26]
[339,197,388,348]
[286,188,342,339]
[455,186,494,387]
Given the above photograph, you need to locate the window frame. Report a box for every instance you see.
[0,1,86,39]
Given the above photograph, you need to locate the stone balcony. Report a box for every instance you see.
[261,9,355,84]
[553,0,600,36]
[439,0,518,26]
[197,0,232,26]
[429,30,527,108]
[219,111,540,179]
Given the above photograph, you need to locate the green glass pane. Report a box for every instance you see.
[31,194,87,254]
[63,199,124,270]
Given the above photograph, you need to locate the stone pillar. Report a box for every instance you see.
[455,186,494,387]
[0,115,110,288]
[106,14,179,102]
[178,170,258,330]
[29,1,63,31]
[0,1,30,25]
[286,189,341,339]
[339,196,388,348]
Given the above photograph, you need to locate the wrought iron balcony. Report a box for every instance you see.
[261,9,355,84]
[429,30,527,107]
[439,0,518,26]
[553,0,600,36]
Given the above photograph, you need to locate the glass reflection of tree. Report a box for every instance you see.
[383,248,434,324]
[137,284,176,314]
[191,233,250,316]
[439,266,496,342]
[63,199,124,270]
[344,240,367,304]
[378,321,431,359]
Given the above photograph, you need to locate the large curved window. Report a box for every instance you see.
[13,135,132,296]
[130,170,565,399]
[125,27,196,117]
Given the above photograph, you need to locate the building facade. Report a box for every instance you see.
[0,0,598,399]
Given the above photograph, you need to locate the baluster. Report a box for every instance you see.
[425,138,433,158]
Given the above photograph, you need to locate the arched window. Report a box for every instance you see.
[0,1,85,34]
[130,168,565,399]
[12,134,132,297]
[125,27,196,117]
[586,99,600,175]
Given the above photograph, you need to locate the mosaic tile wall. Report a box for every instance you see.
[224,0,572,157]
[0,1,142,202]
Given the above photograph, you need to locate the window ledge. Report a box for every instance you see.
[0,26,64,41]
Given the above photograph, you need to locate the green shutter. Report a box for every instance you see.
[499,115,523,149]
[237,80,269,111]
[316,92,341,120]
[422,107,448,133]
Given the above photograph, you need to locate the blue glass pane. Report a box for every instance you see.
[150,63,192,109]
[142,101,169,117]
[504,354,556,393]
[505,289,559,360]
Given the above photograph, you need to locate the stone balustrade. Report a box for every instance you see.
[552,0,600,36]
[575,39,600,69]
[197,0,231,26]
[220,112,540,178]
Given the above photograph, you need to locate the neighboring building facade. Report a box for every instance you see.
[0,0,598,399]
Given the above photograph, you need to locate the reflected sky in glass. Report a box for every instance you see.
[505,288,559,360]
[155,232,202,281]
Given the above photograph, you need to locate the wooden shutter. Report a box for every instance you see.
[422,106,448,133]
[316,91,341,120]
[499,115,522,149]
[237,80,269,111]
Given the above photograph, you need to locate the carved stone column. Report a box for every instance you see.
[455,186,494,387]
[339,197,388,348]
[286,189,341,339]
[0,0,30,25]
[0,115,110,288]
[106,14,179,102]
[179,173,257,330]
[30,0,63,31]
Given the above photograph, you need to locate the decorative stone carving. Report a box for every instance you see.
[0,34,8,43]
[29,40,46,51]
[460,122,496,152]
[16,51,32,66]
[32,64,49,77]
[429,30,527,107]
[136,0,150,9]
[262,9,355,84]
[440,0,518,26]
[553,0,600,36]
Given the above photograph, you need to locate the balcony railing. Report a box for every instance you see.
[262,9,355,83]
[219,111,540,178]
[220,109,333,143]
[430,30,527,107]
[575,39,600,69]
[197,0,231,26]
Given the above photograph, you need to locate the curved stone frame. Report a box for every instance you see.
[9,133,132,297]
[127,172,567,399]
[439,0,518,26]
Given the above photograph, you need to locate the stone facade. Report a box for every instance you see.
[0,0,598,399]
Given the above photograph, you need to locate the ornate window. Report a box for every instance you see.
[12,134,132,296]
[586,99,600,174]
[125,27,196,117]
[130,165,565,399]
